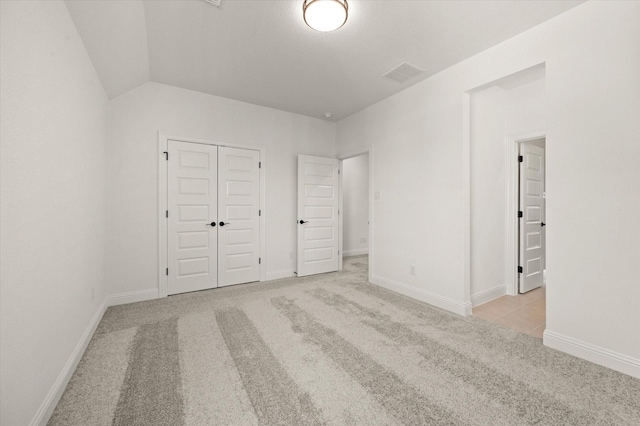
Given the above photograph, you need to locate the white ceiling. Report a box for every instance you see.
[65,0,583,121]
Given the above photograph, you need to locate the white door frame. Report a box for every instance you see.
[337,145,374,284]
[158,132,266,298]
[506,131,546,295]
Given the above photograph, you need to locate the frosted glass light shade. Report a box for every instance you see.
[303,0,348,32]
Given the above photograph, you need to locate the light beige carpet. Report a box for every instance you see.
[49,256,640,425]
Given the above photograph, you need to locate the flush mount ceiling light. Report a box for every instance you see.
[303,0,348,32]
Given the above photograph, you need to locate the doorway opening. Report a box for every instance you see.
[296,147,374,282]
[341,152,370,277]
[472,136,546,338]
[465,62,547,338]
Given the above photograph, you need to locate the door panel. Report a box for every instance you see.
[519,143,545,293]
[168,140,218,295]
[297,155,340,277]
[218,147,260,287]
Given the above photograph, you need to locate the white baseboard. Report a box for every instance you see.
[30,302,107,426]
[471,285,506,307]
[343,249,369,257]
[106,288,159,307]
[265,269,296,281]
[544,330,640,379]
[371,274,470,316]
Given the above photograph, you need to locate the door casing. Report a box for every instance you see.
[158,133,266,298]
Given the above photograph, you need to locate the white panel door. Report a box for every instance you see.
[168,140,217,295]
[217,146,260,287]
[519,143,545,293]
[297,155,340,277]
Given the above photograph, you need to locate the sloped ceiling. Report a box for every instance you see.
[65,0,583,121]
[65,0,149,98]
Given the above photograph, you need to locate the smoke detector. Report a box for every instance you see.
[323,112,333,119]
[383,62,425,84]
[203,0,222,7]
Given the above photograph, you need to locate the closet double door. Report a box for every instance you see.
[167,140,260,295]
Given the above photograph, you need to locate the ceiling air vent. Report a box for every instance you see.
[383,62,425,84]
[203,0,222,7]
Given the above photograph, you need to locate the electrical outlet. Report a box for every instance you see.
[91,286,95,301]
[410,265,416,276]
[289,251,294,260]
[374,191,382,200]
[360,237,367,243]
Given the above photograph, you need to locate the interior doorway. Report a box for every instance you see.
[341,153,370,276]
[518,138,545,293]
[465,63,547,337]
[295,148,374,281]
[472,136,546,338]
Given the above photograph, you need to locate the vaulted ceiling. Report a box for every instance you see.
[65,0,583,121]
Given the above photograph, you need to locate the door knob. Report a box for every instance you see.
[206,222,216,227]
[219,221,230,227]
[299,220,308,224]
[541,222,546,227]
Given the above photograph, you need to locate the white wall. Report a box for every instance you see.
[507,78,546,137]
[336,1,640,377]
[0,2,109,425]
[342,154,369,256]
[470,86,508,303]
[108,82,335,299]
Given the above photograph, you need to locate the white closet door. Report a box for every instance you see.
[297,155,340,277]
[168,140,218,295]
[519,143,545,293]
[217,146,260,287]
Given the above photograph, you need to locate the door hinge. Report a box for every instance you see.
[338,250,340,255]
[518,266,523,274]
[338,209,340,215]
[166,268,169,276]
[518,155,523,163]
[259,161,261,168]
[259,257,261,264]
[338,169,340,175]
[163,151,168,161]
[518,211,523,218]
[259,209,261,216]
[166,210,169,218]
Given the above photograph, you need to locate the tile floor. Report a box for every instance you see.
[472,286,546,339]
